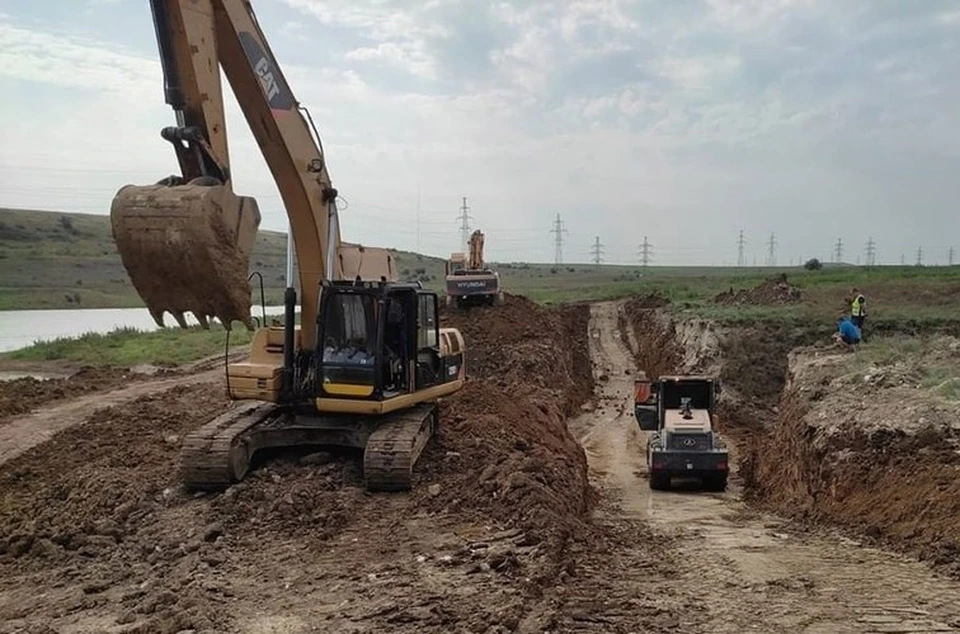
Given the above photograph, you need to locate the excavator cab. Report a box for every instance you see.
[316,282,460,403]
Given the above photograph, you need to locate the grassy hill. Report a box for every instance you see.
[2,208,958,331]
[0,207,448,310]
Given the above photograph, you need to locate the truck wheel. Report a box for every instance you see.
[650,473,670,490]
[703,474,727,492]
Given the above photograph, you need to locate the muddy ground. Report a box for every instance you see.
[1,289,960,633]
[2,295,684,634]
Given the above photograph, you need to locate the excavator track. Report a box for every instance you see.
[363,404,438,492]
[180,401,279,491]
[179,401,438,492]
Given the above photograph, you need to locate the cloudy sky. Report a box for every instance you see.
[1,0,958,266]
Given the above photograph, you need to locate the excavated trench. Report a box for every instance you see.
[609,296,960,632]
[618,296,960,578]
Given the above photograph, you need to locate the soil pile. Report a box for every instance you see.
[714,273,803,306]
[0,366,156,424]
[743,336,960,577]
[432,294,596,570]
[0,384,237,632]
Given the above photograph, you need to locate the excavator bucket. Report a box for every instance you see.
[110,180,262,330]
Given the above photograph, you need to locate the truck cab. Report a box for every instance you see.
[634,375,729,491]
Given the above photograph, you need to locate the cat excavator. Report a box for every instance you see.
[109,0,466,491]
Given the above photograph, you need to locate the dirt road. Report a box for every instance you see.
[0,369,223,467]
[570,301,960,634]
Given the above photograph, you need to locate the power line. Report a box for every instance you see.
[457,196,473,253]
[737,229,745,267]
[638,236,653,268]
[590,236,605,266]
[549,214,568,265]
[833,238,844,264]
[766,232,777,267]
[865,236,876,267]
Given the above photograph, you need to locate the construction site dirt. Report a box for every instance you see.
[2,293,960,633]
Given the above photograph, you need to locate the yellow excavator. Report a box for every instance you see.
[110,0,466,491]
[444,229,503,307]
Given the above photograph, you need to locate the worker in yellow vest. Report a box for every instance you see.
[850,288,866,333]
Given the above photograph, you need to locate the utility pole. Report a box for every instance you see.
[916,246,923,266]
[766,233,777,267]
[457,196,473,253]
[638,236,652,268]
[550,214,568,265]
[949,246,955,266]
[865,237,876,267]
[833,238,843,264]
[416,185,422,252]
[737,229,745,267]
[590,236,605,267]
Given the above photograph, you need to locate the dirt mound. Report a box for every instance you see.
[743,337,960,577]
[432,295,595,574]
[0,366,161,424]
[714,273,803,306]
[0,383,236,632]
[0,293,597,630]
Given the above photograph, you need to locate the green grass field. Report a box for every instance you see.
[2,207,958,368]
[2,325,255,367]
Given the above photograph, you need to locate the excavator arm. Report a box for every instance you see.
[111,0,394,351]
[467,229,485,270]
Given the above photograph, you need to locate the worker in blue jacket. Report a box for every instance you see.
[836,315,861,345]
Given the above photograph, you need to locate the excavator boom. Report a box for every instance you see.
[111,0,394,347]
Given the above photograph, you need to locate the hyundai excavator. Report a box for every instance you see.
[444,229,503,307]
[109,0,466,492]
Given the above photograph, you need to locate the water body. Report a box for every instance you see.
[0,306,287,353]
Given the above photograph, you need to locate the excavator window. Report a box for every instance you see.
[319,293,377,392]
[416,293,441,388]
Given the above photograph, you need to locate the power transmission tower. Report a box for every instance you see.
[590,236,605,266]
[864,237,876,267]
[949,246,955,266]
[900,253,905,266]
[833,238,843,264]
[638,236,652,268]
[737,229,745,267]
[765,233,777,266]
[550,214,568,265]
[457,196,474,252]
[916,246,923,266]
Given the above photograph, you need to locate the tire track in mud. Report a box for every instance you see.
[572,300,960,634]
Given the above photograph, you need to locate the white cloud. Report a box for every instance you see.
[0,1,958,265]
